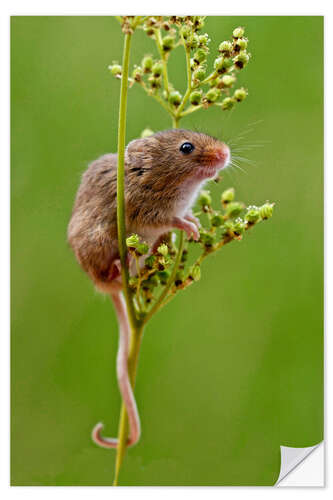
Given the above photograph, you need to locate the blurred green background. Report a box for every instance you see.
[11,16,323,486]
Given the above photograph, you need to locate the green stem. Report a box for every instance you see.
[154,28,170,94]
[116,31,137,330]
[175,41,192,118]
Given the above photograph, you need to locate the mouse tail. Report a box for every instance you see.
[91,289,141,449]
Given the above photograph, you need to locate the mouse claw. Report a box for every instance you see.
[185,213,201,230]
[172,217,200,242]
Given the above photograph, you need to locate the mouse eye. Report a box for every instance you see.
[180,142,195,154]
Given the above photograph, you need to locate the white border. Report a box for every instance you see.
[2,1,330,498]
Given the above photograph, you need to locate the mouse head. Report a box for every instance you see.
[125,129,230,190]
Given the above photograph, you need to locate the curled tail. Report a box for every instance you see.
[92,290,141,448]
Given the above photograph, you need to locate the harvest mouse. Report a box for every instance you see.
[68,129,230,449]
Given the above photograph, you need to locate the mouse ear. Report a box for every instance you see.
[125,138,156,169]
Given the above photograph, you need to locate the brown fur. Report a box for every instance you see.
[68,129,229,291]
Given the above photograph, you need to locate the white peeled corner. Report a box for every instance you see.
[276,441,324,486]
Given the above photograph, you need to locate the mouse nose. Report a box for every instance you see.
[212,144,230,166]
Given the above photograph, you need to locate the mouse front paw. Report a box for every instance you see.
[185,212,201,229]
[172,216,200,241]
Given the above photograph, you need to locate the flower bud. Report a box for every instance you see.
[145,255,156,268]
[168,90,182,107]
[148,76,161,88]
[234,87,248,102]
[245,205,260,223]
[189,265,201,282]
[141,127,154,138]
[136,243,149,255]
[192,67,206,82]
[214,56,232,74]
[157,243,169,257]
[157,270,170,285]
[175,270,184,286]
[233,217,246,236]
[142,55,153,73]
[211,213,224,227]
[221,187,235,204]
[132,66,143,82]
[221,97,235,110]
[190,90,202,106]
[193,48,207,64]
[221,74,236,88]
[205,88,221,103]
[152,61,163,77]
[187,33,200,50]
[200,232,215,247]
[162,21,171,31]
[225,201,244,218]
[109,63,122,76]
[233,51,250,69]
[193,16,205,31]
[235,37,248,51]
[259,203,274,219]
[219,40,233,56]
[233,27,245,39]
[198,33,210,46]
[180,25,191,39]
[126,234,140,248]
[162,35,175,52]
[198,189,212,207]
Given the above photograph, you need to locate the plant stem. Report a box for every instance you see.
[154,28,170,95]
[113,27,143,486]
[116,31,137,330]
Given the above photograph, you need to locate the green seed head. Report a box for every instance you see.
[221,187,235,204]
[142,55,153,73]
[175,270,184,286]
[198,189,212,207]
[233,26,245,39]
[219,40,233,55]
[152,61,163,77]
[259,203,274,219]
[157,243,169,257]
[162,35,175,51]
[225,201,244,218]
[136,243,149,255]
[205,88,221,103]
[236,37,248,50]
[221,97,235,110]
[234,87,248,102]
[180,25,192,39]
[148,76,161,89]
[221,74,236,88]
[245,205,260,223]
[233,217,246,235]
[145,255,156,269]
[168,90,182,107]
[193,67,206,82]
[200,232,215,247]
[214,56,232,74]
[198,33,210,46]
[189,265,201,282]
[109,63,122,76]
[233,51,250,69]
[157,270,170,285]
[126,234,140,248]
[194,48,207,64]
[132,66,143,82]
[190,90,202,106]
[211,214,224,227]
[141,127,154,138]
